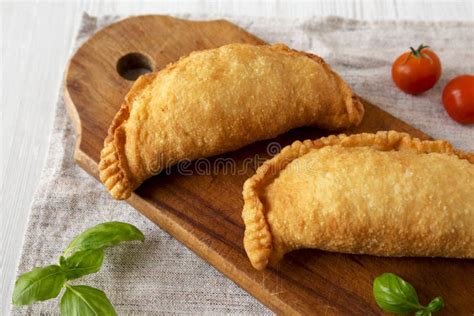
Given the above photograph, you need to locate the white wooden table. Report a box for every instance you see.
[1,0,472,314]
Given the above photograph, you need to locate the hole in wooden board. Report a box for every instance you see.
[116,52,154,81]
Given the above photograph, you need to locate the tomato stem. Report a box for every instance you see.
[403,44,432,64]
[409,44,430,58]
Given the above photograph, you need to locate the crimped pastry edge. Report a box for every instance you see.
[242,130,474,270]
[98,43,364,199]
[270,43,364,129]
[98,73,156,199]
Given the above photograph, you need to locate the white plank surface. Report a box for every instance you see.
[1,0,472,314]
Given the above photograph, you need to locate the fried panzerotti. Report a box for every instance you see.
[99,43,364,199]
[242,131,474,270]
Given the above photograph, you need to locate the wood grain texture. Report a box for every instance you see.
[4,2,473,313]
[63,15,474,314]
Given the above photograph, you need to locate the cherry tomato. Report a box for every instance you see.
[442,75,474,124]
[391,44,442,95]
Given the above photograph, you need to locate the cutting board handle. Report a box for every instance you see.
[64,15,265,175]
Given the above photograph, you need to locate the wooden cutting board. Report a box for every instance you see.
[64,15,473,315]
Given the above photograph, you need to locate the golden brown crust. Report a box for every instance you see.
[269,44,364,129]
[98,73,156,199]
[99,43,364,199]
[242,131,474,270]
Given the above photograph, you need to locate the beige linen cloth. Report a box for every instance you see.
[12,13,473,315]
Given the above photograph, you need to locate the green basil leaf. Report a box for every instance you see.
[427,297,444,313]
[61,285,117,316]
[59,255,67,267]
[12,265,66,305]
[64,222,144,255]
[415,310,430,316]
[60,249,105,280]
[373,273,424,314]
